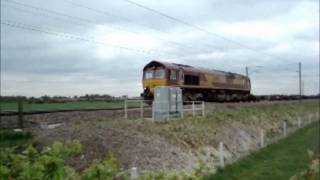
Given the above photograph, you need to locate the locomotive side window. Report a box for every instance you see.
[184,75,199,85]
[170,70,177,80]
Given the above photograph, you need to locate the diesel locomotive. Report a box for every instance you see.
[141,60,252,102]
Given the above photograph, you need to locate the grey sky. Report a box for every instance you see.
[1,0,319,97]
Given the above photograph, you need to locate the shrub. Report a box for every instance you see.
[0,141,81,180]
[81,153,121,180]
[0,141,126,180]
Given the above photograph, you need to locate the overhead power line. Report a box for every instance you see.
[3,0,295,64]
[3,0,216,56]
[121,0,289,61]
[63,0,225,51]
[2,4,91,28]
[1,20,173,58]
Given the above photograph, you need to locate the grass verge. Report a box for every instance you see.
[206,122,320,180]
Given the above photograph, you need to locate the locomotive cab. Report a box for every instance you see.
[141,61,181,100]
[142,62,167,100]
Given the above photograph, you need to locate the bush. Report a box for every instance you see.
[0,141,81,180]
[81,153,120,180]
[0,141,126,180]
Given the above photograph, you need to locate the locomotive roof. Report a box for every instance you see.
[144,60,249,79]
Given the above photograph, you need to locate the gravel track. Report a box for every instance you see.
[0,99,317,129]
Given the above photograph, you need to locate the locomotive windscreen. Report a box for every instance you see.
[143,68,165,79]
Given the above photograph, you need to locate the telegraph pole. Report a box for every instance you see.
[299,62,302,100]
[302,80,304,96]
[245,66,249,77]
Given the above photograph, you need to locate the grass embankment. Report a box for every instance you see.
[106,101,319,149]
[1,124,318,179]
[207,123,319,180]
[0,100,139,112]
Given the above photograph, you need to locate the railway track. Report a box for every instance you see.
[1,99,318,117]
[0,106,147,116]
[0,99,318,129]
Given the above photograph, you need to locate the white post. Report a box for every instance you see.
[219,142,225,168]
[181,105,184,119]
[298,117,301,128]
[202,101,205,117]
[283,122,287,137]
[124,100,128,119]
[192,101,195,117]
[140,101,143,119]
[260,129,264,148]
[130,167,138,179]
[308,114,312,124]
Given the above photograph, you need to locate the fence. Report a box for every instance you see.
[216,113,320,168]
[183,101,206,118]
[124,100,153,119]
[124,100,206,121]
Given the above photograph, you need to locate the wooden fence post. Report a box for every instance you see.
[308,114,312,124]
[124,100,128,119]
[192,101,195,117]
[260,129,264,148]
[219,142,225,168]
[298,117,301,128]
[18,101,24,129]
[202,101,205,117]
[283,121,287,137]
[181,104,184,119]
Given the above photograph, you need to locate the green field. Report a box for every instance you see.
[0,100,140,112]
[207,123,319,180]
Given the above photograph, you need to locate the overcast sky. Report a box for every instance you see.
[1,0,319,97]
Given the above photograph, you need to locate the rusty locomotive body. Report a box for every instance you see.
[142,61,252,102]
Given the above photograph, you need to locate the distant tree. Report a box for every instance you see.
[40,95,51,102]
[0,96,27,102]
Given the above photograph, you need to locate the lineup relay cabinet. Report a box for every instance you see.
[152,86,183,121]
